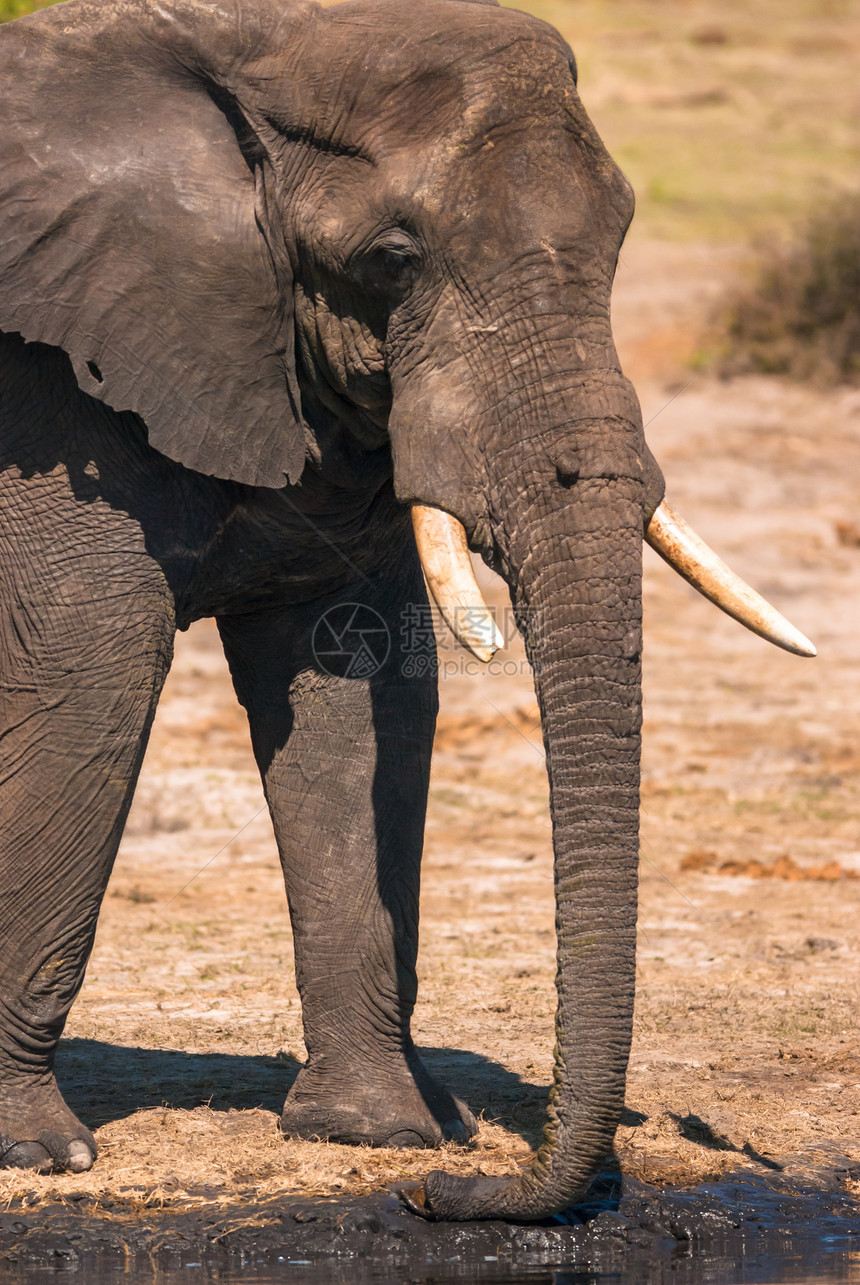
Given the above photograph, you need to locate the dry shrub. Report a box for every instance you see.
[835,520,860,547]
[714,192,860,384]
[717,854,857,882]
[680,850,858,882]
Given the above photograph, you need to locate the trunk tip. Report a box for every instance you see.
[398,1183,433,1220]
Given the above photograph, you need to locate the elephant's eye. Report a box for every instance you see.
[380,247,418,274]
[368,232,423,286]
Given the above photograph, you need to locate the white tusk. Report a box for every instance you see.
[411,505,504,663]
[646,500,816,658]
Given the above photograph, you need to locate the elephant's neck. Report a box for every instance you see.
[300,388,393,496]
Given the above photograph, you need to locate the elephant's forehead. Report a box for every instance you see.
[315,0,577,143]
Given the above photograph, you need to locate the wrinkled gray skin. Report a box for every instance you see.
[0,0,665,1220]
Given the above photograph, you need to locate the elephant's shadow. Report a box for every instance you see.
[55,1038,552,1145]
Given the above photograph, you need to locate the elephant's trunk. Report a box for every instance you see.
[410,472,644,1222]
[406,454,815,1223]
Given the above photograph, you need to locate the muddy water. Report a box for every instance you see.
[2,1250,860,1284]
[2,1177,859,1284]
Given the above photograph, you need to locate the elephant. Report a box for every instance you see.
[0,0,815,1222]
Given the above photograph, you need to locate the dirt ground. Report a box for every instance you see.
[2,0,860,1244]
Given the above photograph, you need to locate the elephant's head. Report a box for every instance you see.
[0,0,815,1220]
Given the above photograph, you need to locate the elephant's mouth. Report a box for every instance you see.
[411,499,817,663]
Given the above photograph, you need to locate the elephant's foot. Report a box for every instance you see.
[280,1051,476,1149]
[0,1076,96,1173]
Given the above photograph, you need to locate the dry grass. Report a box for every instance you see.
[708,194,860,383]
[0,1106,531,1214]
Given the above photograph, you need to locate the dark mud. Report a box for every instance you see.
[2,1162,858,1283]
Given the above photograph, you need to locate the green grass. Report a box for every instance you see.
[0,0,58,19]
[514,0,860,240]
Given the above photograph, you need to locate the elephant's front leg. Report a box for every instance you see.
[0,476,175,1173]
[218,577,475,1149]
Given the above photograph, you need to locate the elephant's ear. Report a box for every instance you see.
[0,0,314,487]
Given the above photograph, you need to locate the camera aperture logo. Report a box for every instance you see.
[312,603,391,679]
[313,601,541,680]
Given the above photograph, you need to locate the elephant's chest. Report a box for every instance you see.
[178,480,399,625]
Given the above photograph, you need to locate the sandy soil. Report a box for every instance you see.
[1,234,858,1227]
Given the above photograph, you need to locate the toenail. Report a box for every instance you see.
[1,1142,53,1173]
[67,1142,94,1172]
[387,1130,425,1148]
[442,1119,469,1142]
